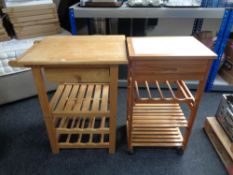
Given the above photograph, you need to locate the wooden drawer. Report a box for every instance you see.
[132,59,210,81]
[44,67,110,83]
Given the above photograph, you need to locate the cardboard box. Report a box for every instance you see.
[219,59,233,84]
[193,31,214,49]
[216,94,233,141]
[225,39,233,62]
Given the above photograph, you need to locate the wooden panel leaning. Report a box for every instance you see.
[9,35,127,154]
[126,36,217,154]
[204,117,233,175]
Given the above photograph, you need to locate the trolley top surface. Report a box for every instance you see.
[14,35,128,66]
[127,36,217,60]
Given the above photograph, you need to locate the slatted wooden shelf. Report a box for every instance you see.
[132,103,188,128]
[50,83,109,116]
[130,103,186,147]
[55,116,110,148]
[134,80,195,104]
[132,126,183,147]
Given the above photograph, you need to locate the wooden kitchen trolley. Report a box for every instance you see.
[126,37,217,153]
[9,35,127,154]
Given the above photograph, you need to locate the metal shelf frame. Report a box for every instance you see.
[205,9,233,91]
[69,2,232,91]
[70,3,224,18]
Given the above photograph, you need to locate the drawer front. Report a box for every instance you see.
[44,67,110,83]
[132,60,210,81]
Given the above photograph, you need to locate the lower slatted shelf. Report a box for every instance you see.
[131,127,183,147]
[55,116,110,148]
[132,103,188,128]
[129,103,187,147]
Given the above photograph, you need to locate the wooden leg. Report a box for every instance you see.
[182,60,212,150]
[127,76,134,151]
[126,61,134,152]
[182,81,205,150]
[32,67,59,154]
[109,65,118,154]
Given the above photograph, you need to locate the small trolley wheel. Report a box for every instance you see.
[176,147,184,155]
[128,149,134,155]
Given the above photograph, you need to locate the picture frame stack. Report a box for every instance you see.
[3,3,61,39]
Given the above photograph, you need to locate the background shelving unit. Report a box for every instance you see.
[205,9,233,91]
[69,1,233,91]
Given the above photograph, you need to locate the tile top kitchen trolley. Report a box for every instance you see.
[126,36,217,154]
[9,35,128,154]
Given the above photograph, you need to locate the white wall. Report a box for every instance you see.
[146,19,221,36]
[77,18,222,36]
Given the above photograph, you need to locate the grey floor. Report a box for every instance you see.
[0,88,227,175]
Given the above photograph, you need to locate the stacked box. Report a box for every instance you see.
[216,94,233,141]
[193,31,214,49]
[219,58,233,84]
[225,39,233,62]
[3,3,61,39]
[0,18,10,41]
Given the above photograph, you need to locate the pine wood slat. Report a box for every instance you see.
[92,85,102,112]
[166,80,176,99]
[133,135,181,139]
[66,118,76,143]
[133,116,186,120]
[133,138,183,142]
[135,103,179,106]
[132,142,183,147]
[100,84,109,143]
[135,81,140,99]
[59,143,109,148]
[55,84,73,112]
[64,85,80,112]
[82,84,95,112]
[56,127,109,134]
[176,81,189,99]
[133,127,178,131]
[89,85,101,143]
[155,81,164,99]
[50,84,65,112]
[132,131,179,135]
[179,80,195,102]
[133,123,187,127]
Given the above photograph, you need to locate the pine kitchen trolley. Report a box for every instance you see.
[126,36,217,153]
[9,35,127,154]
